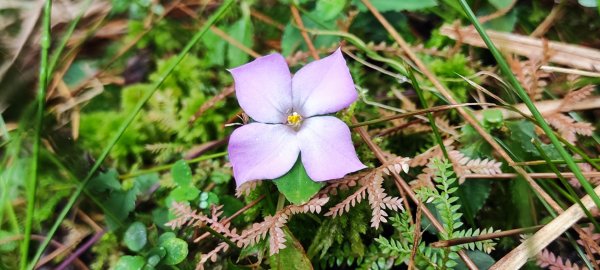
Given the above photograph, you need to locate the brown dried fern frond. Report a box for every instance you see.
[560,85,596,112]
[324,157,408,229]
[537,249,588,270]
[545,113,594,143]
[508,55,549,101]
[235,180,262,197]
[569,157,600,188]
[449,150,502,182]
[166,203,239,240]
[236,196,329,255]
[196,242,229,270]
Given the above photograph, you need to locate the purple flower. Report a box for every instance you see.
[227,48,366,187]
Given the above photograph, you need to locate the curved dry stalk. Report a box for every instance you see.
[491,185,600,269]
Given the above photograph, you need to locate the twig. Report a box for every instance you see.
[431,225,543,248]
[491,185,600,269]
[514,158,600,166]
[349,103,491,128]
[530,0,565,38]
[290,5,319,60]
[119,152,227,179]
[250,9,285,30]
[540,65,600,78]
[55,231,105,270]
[464,171,600,179]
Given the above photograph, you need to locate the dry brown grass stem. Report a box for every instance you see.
[290,5,319,60]
[464,171,600,179]
[491,185,600,269]
[431,225,543,248]
[540,66,600,78]
[441,25,600,71]
[530,1,565,38]
[477,0,516,24]
[250,8,285,30]
[209,26,261,58]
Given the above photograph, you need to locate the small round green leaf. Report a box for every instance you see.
[115,255,145,270]
[161,237,188,265]
[124,222,147,252]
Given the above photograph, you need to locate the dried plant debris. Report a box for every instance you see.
[324,156,409,229]
[543,85,596,143]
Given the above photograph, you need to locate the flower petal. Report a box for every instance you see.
[292,48,357,117]
[229,53,292,123]
[297,116,366,181]
[228,123,300,187]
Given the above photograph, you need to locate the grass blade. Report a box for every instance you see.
[19,0,52,268]
[27,1,236,268]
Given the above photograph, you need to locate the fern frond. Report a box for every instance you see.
[537,249,588,270]
[325,167,404,229]
[561,85,596,112]
[235,180,262,198]
[237,196,330,255]
[454,227,500,253]
[546,113,594,143]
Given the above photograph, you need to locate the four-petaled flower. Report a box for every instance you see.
[228,48,366,187]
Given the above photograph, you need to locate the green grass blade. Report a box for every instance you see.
[47,0,93,75]
[457,0,600,213]
[19,0,52,268]
[27,1,235,268]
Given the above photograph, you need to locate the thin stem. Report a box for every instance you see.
[457,0,600,213]
[431,225,544,248]
[20,0,52,268]
[514,158,600,166]
[349,103,490,128]
[27,1,235,268]
[119,152,228,179]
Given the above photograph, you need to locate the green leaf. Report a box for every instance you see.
[274,158,323,205]
[461,180,492,217]
[124,222,147,252]
[115,255,145,270]
[104,188,137,229]
[354,0,438,12]
[88,169,121,193]
[488,0,513,9]
[169,186,200,202]
[483,9,518,32]
[0,230,18,252]
[171,160,192,186]
[161,237,188,265]
[316,0,347,21]
[227,11,254,67]
[482,108,503,128]
[269,227,312,270]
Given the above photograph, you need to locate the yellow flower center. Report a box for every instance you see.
[287,112,302,127]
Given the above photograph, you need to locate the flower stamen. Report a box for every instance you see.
[287,112,302,128]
